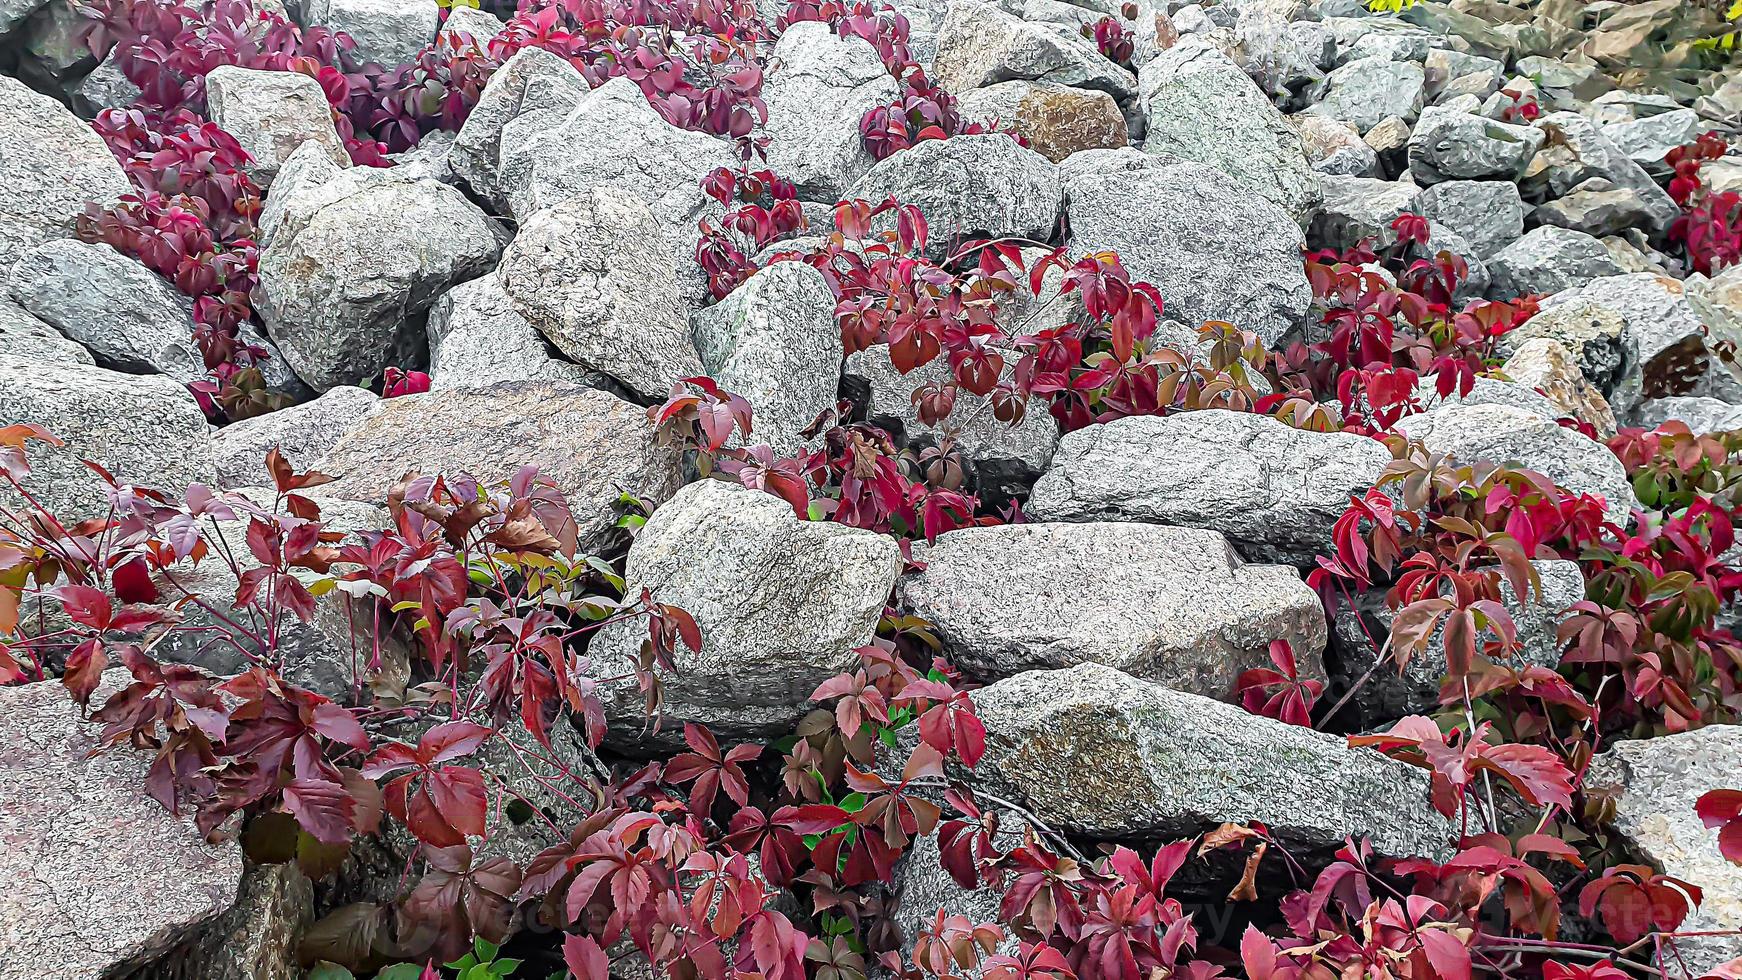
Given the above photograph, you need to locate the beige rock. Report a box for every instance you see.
[1502,337,1618,438]
[313,381,684,553]
[957,80,1128,163]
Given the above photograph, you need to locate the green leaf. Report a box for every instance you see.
[308,964,357,980]
[375,966,426,980]
[474,939,500,963]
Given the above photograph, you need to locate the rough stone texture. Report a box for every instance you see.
[1412,375,1558,421]
[966,663,1455,858]
[427,273,600,391]
[896,522,1326,695]
[8,239,205,383]
[1487,226,1625,300]
[842,342,1058,503]
[0,356,216,523]
[1539,274,1710,409]
[1413,178,1524,258]
[931,0,1137,103]
[256,140,347,249]
[498,187,704,400]
[1503,337,1617,438]
[845,135,1062,255]
[1498,300,1627,394]
[1138,41,1318,219]
[1395,402,1637,526]
[496,74,732,223]
[0,297,90,364]
[257,170,501,390]
[72,51,142,115]
[1533,178,1659,239]
[1407,104,1543,184]
[496,76,737,303]
[1027,409,1390,565]
[1586,726,1742,976]
[688,263,841,454]
[1309,175,1420,249]
[761,22,901,200]
[0,74,132,260]
[303,0,437,65]
[957,80,1127,165]
[892,813,1022,965]
[450,47,592,206]
[209,385,381,489]
[1292,112,1378,176]
[439,4,504,43]
[0,0,48,34]
[0,673,243,980]
[591,480,901,743]
[1307,55,1424,134]
[1066,161,1310,344]
[204,66,349,185]
[146,863,312,980]
[1526,111,1678,234]
[1600,108,1699,169]
[1329,560,1585,726]
[1632,396,1742,435]
[313,382,684,553]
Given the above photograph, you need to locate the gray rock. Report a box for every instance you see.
[0,674,244,980]
[1138,41,1319,219]
[496,76,737,303]
[255,140,349,249]
[386,128,459,184]
[931,0,1137,103]
[966,662,1455,857]
[0,74,131,260]
[1599,108,1700,170]
[1632,396,1742,435]
[208,385,381,489]
[159,862,312,980]
[1341,27,1437,63]
[498,187,704,401]
[439,4,504,43]
[1056,144,1172,181]
[1307,56,1425,135]
[1423,49,1503,98]
[204,66,349,186]
[0,0,48,34]
[1292,113,1379,177]
[1412,375,1558,420]
[896,522,1326,695]
[1066,161,1310,344]
[1309,175,1420,249]
[450,47,592,207]
[1586,726,1742,976]
[1027,409,1391,565]
[891,812,1022,964]
[1498,300,1627,394]
[1533,178,1658,238]
[1232,3,1324,98]
[1394,402,1637,526]
[1408,104,1543,183]
[1539,274,1710,408]
[1434,69,1500,104]
[1526,111,1678,234]
[842,342,1059,502]
[845,135,1062,254]
[257,170,501,390]
[14,0,93,86]
[1414,178,1524,258]
[0,297,89,365]
[688,263,841,454]
[304,0,437,65]
[8,239,204,383]
[1328,560,1585,726]
[71,51,141,115]
[427,273,600,391]
[591,480,901,744]
[1487,226,1625,300]
[956,80,1128,165]
[498,75,737,224]
[761,22,901,201]
[0,356,215,523]
[313,382,683,553]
